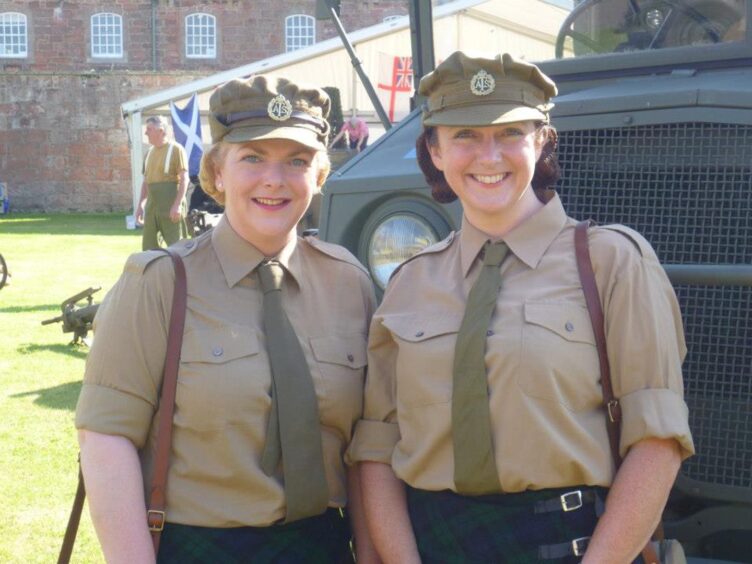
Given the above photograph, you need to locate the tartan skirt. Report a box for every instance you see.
[157,508,353,564]
[407,485,645,564]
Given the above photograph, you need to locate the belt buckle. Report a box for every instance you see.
[571,536,590,557]
[147,509,166,532]
[560,490,583,512]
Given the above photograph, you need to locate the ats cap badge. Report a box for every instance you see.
[268,94,293,121]
[470,69,495,96]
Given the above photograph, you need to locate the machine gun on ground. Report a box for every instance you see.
[42,287,101,346]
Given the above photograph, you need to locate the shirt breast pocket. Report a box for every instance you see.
[517,302,602,411]
[177,326,265,431]
[383,313,463,407]
[310,334,368,425]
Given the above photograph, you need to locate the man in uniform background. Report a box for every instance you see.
[135,116,189,250]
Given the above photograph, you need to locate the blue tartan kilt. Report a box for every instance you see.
[157,508,353,564]
[407,485,645,564]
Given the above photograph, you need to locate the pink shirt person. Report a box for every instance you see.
[330,116,370,152]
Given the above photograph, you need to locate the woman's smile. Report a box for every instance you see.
[470,172,509,185]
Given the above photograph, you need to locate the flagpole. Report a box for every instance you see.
[319,0,392,131]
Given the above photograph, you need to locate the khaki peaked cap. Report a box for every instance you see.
[208,75,331,150]
[418,51,558,126]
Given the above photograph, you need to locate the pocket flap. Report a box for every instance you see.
[181,325,261,364]
[524,302,595,345]
[382,313,463,342]
[310,334,367,369]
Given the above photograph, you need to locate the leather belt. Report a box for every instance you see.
[533,489,599,514]
[539,536,590,559]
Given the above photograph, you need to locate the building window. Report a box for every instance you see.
[186,13,216,58]
[285,14,315,52]
[0,12,28,58]
[91,12,123,58]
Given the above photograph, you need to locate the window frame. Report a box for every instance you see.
[90,12,123,59]
[185,12,217,59]
[0,12,28,59]
[285,14,315,53]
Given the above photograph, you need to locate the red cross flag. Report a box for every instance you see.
[377,53,414,123]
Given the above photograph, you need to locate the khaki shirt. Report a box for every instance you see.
[348,193,694,492]
[143,141,188,184]
[76,217,376,526]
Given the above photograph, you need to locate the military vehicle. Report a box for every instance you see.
[319,0,752,561]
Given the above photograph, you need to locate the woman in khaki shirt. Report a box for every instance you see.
[76,75,377,563]
[349,52,694,563]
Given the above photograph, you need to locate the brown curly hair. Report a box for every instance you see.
[198,141,332,205]
[415,124,561,204]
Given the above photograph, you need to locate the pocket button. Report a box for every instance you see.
[565,321,574,332]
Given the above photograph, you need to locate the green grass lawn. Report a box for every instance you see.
[0,214,143,563]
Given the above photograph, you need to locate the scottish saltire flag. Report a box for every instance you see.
[170,93,204,177]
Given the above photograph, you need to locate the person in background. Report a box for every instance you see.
[76,75,378,563]
[350,51,694,563]
[329,115,370,153]
[136,116,190,250]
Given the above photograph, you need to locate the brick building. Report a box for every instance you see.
[0,0,409,212]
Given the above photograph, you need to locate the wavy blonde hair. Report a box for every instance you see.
[198,141,331,205]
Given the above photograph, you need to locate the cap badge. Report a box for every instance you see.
[267,94,293,121]
[470,69,495,96]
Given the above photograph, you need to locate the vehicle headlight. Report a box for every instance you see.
[367,214,438,289]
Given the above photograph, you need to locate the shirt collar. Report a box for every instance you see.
[211,216,301,287]
[459,191,567,276]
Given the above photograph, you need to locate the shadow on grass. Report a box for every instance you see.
[0,303,59,314]
[18,343,89,360]
[10,380,82,411]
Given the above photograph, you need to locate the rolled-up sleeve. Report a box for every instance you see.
[619,388,694,458]
[598,231,695,460]
[75,254,174,448]
[345,314,401,465]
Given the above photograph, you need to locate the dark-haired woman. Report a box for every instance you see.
[348,51,694,563]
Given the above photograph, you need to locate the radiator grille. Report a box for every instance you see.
[558,123,752,264]
[557,122,752,493]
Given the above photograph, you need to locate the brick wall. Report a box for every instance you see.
[0,0,408,211]
[0,72,204,211]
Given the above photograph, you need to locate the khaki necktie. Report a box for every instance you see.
[257,260,329,522]
[452,240,508,495]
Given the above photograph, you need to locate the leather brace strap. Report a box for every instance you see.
[57,462,85,564]
[57,248,187,563]
[574,221,621,464]
[574,221,660,564]
[146,248,187,554]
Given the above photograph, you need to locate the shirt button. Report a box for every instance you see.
[212,346,224,357]
[565,321,574,332]
[486,329,494,337]
[347,353,355,363]
[415,331,425,338]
